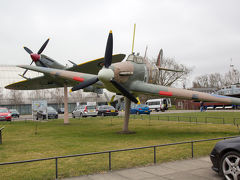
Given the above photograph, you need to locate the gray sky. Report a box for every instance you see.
[1,0,240,87]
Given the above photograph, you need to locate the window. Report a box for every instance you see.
[126,55,134,61]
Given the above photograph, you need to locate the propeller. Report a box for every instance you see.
[70,31,138,104]
[23,38,50,63]
[22,39,50,77]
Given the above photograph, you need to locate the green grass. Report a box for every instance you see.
[0,113,239,180]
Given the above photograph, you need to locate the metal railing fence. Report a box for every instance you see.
[0,135,238,179]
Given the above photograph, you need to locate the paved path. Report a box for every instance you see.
[64,157,223,180]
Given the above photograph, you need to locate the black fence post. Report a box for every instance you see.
[0,130,2,145]
[154,146,156,164]
[109,152,112,171]
[0,127,4,145]
[55,158,58,179]
[191,142,194,158]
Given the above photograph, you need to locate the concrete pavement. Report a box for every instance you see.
[64,156,224,180]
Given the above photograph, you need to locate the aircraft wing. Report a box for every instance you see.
[129,81,240,105]
[6,76,67,90]
[67,54,125,74]
[5,66,103,90]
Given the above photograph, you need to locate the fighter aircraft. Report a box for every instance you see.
[6,30,240,132]
[10,38,125,91]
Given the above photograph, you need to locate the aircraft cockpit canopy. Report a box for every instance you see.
[126,54,144,64]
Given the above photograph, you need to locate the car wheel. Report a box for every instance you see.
[220,151,240,180]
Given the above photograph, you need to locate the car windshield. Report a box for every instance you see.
[10,109,17,112]
[47,107,56,111]
[100,106,114,110]
[138,105,148,108]
[108,106,115,110]
[0,108,8,113]
[87,106,95,110]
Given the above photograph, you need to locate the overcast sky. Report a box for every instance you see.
[1,0,240,87]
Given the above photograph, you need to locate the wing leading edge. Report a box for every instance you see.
[68,54,125,74]
[6,65,103,90]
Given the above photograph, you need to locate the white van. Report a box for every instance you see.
[146,98,171,112]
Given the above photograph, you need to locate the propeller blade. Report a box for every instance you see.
[104,31,113,68]
[23,47,33,54]
[37,38,50,54]
[71,77,99,92]
[110,79,138,103]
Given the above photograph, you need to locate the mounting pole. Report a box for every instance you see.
[122,97,131,132]
[64,84,69,124]
[131,24,136,54]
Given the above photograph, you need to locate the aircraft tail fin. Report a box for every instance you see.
[156,49,163,67]
[156,49,184,72]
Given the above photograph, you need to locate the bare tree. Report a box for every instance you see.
[69,90,83,103]
[50,88,64,108]
[155,57,192,87]
[224,69,240,86]
[0,88,3,101]
[8,90,23,105]
[192,68,240,89]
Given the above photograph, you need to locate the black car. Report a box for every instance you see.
[210,137,240,180]
[97,105,118,116]
[10,109,20,118]
[57,108,64,114]
[36,106,58,120]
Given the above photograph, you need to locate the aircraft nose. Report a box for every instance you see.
[30,53,40,62]
[98,68,114,82]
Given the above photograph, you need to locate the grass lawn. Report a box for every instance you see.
[0,113,239,180]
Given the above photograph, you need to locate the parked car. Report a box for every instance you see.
[10,109,20,118]
[130,104,151,115]
[210,137,240,180]
[57,108,64,114]
[72,105,98,118]
[146,98,171,112]
[97,105,118,116]
[0,107,12,121]
[36,106,58,120]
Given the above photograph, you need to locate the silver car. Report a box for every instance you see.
[72,105,98,118]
